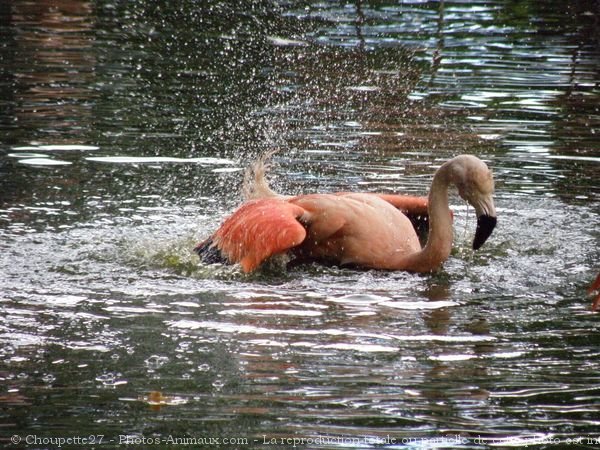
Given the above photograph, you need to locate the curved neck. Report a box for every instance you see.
[395,164,454,272]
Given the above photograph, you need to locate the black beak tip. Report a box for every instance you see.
[473,215,497,250]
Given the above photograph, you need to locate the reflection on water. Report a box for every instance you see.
[9,0,96,138]
[0,1,599,448]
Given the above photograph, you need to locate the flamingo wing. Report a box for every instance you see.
[375,194,430,237]
[334,193,428,215]
[196,198,308,272]
[375,194,429,215]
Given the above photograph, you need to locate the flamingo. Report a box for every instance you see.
[590,273,600,312]
[195,153,497,273]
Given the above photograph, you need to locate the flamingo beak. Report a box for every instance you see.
[473,214,497,250]
[472,195,496,250]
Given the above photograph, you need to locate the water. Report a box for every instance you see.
[1,1,599,449]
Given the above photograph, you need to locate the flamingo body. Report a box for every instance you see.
[196,154,497,273]
[290,193,422,268]
[197,193,430,272]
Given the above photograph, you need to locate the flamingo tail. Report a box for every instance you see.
[242,150,283,200]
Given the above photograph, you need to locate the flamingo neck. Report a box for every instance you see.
[396,164,454,272]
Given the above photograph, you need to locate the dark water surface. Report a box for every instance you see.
[1,1,599,449]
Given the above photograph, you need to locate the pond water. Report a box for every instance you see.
[1,1,599,449]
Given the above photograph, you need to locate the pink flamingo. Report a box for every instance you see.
[195,153,497,273]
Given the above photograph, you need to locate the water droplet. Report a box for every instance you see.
[95,373,115,385]
[144,355,169,370]
[95,372,127,387]
[42,374,56,384]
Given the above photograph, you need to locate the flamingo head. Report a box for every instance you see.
[450,155,497,250]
